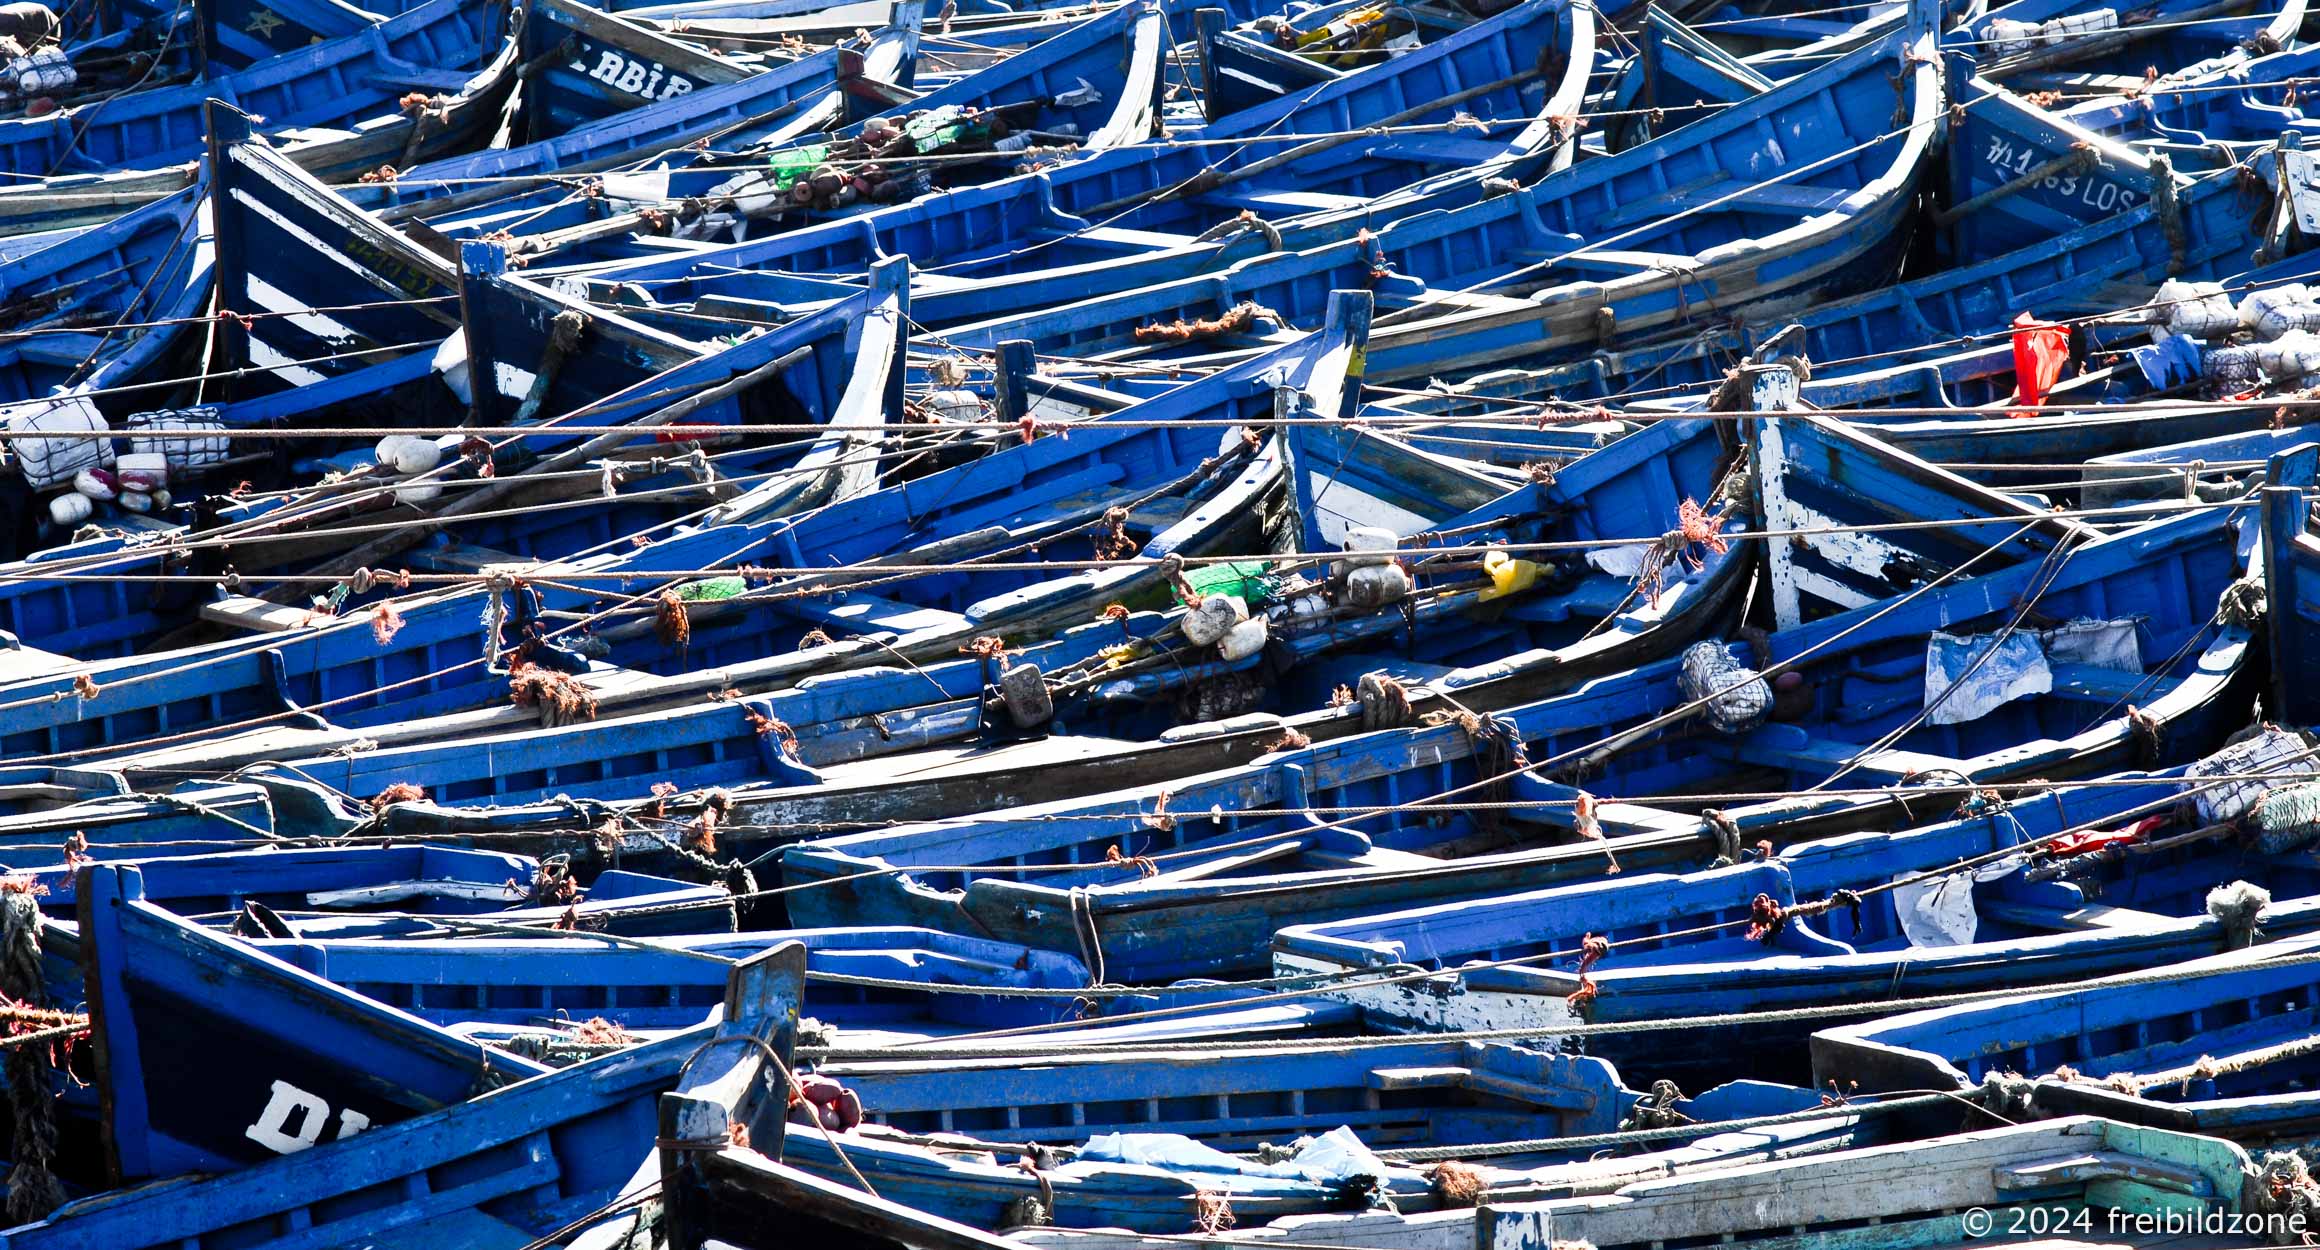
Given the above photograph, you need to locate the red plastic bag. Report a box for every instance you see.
[2008,313,2071,418]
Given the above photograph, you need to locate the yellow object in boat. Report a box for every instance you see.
[1479,549,1542,602]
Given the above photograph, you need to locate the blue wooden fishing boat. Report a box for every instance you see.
[2058,38,2320,165]
[565,0,1591,264]
[763,1038,1863,1232]
[247,926,1098,1032]
[777,414,2267,979]
[0,32,991,570]
[445,0,1175,241]
[0,291,1369,800]
[519,0,760,137]
[1308,17,2264,408]
[1271,728,2320,1089]
[0,780,282,867]
[347,2,927,220]
[0,236,904,709]
[920,0,1937,383]
[167,413,1743,843]
[516,0,1883,376]
[985,1117,2279,1250]
[26,843,731,932]
[2265,441,2320,722]
[0,0,926,263]
[465,0,1595,307]
[0,104,958,559]
[194,0,445,72]
[0,229,905,670]
[1955,0,2304,89]
[1355,139,2262,448]
[75,862,556,1181]
[230,924,1357,1049]
[0,181,209,409]
[1944,73,2195,266]
[0,0,517,234]
[202,0,1176,400]
[0,942,806,1247]
[1812,934,2320,1146]
[1489,197,2320,482]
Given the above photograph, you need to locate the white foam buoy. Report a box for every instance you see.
[389,437,443,475]
[72,467,116,501]
[1181,593,1248,646]
[1342,525,1398,567]
[1218,615,1269,661]
[47,492,90,526]
[1346,563,1411,609]
[115,451,168,492]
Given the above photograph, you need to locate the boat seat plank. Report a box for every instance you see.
[776,589,960,635]
[623,237,732,254]
[1504,574,1639,623]
[404,544,594,576]
[1363,135,1511,167]
[1596,179,1853,231]
[1392,288,1538,315]
[571,665,668,699]
[816,734,1143,786]
[1505,773,1698,837]
[1040,224,1204,254]
[1144,839,1310,885]
[0,641,76,682]
[20,333,107,365]
[1724,729,1947,781]
[0,784,83,803]
[1194,188,1370,218]
[1344,846,1445,869]
[1461,1069,1598,1110]
[1124,495,1193,529]
[201,595,322,633]
[366,67,475,92]
[1032,828,1325,891]
[2044,662,2152,704]
[271,126,358,145]
[1365,1065,1470,1091]
[1977,900,2179,934]
[1713,14,1856,35]
[306,879,516,907]
[1365,1065,1593,1110]
[1994,1150,2217,1195]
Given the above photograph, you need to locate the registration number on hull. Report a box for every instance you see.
[1982,135,2140,214]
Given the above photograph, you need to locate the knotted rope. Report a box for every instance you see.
[1,883,63,1221]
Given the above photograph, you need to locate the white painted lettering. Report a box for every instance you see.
[243,1080,375,1155]
[244,1080,329,1154]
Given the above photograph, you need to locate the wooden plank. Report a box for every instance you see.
[1364,1065,1471,1092]
[201,595,321,633]
[700,1148,1032,1249]
[1978,901,2179,934]
[1993,1151,2215,1195]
